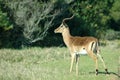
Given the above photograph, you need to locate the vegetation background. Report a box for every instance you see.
[0,0,120,48]
[0,0,120,80]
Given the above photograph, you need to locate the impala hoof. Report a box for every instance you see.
[105,69,109,74]
[96,69,98,75]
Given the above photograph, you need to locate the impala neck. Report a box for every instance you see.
[62,28,72,47]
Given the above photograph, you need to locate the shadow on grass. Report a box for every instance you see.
[89,71,120,78]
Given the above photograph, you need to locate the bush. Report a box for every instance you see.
[104,29,120,40]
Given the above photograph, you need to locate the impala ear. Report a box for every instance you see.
[65,25,68,28]
[62,22,65,25]
[62,22,68,28]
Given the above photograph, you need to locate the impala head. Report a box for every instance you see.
[54,15,74,33]
[54,23,68,33]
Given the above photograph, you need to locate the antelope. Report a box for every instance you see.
[54,15,109,75]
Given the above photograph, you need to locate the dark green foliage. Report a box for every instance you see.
[0,1,13,48]
[0,3,13,30]
[0,0,119,48]
[110,0,120,31]
[70,0,113,39]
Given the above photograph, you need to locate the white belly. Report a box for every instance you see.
[75,49,87,55]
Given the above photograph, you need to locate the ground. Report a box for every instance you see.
[0,40,120,80]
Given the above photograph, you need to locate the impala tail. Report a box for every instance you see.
[91,41,100,54]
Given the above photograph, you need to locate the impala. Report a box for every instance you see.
[54,15,109,75]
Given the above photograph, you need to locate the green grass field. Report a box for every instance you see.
[0,40,120,80]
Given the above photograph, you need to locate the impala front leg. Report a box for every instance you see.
[70,54,75,73]
[76,54,79,75]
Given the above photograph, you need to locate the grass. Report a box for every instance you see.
[0,40,120,80]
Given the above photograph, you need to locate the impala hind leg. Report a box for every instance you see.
[93,55,98,75]
[97,54,109,74]
[88,51,98,75]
